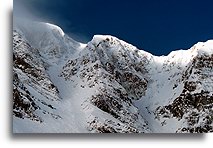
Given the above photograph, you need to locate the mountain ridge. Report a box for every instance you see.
[13,21,213,133]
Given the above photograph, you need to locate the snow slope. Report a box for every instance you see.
[13,20,213,133]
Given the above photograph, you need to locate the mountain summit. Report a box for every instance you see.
[13,21,213,133]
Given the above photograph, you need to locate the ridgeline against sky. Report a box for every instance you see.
[14,0,213,55]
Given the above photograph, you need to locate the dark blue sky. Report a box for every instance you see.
[14,0,213,55]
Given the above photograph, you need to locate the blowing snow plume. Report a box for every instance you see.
[13,1,213,133]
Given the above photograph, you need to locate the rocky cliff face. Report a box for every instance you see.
[13,21,213,133]
[156,50,213,133]
[59,35,152,133]
[13,30,61,125]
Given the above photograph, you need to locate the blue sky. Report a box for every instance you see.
[14,0,213,55]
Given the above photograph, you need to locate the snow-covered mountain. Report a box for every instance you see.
[13,20,213,133]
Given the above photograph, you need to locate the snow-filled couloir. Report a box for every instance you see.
[13,21,213,133]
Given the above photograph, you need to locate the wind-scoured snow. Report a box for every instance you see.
[13,21,213,133]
